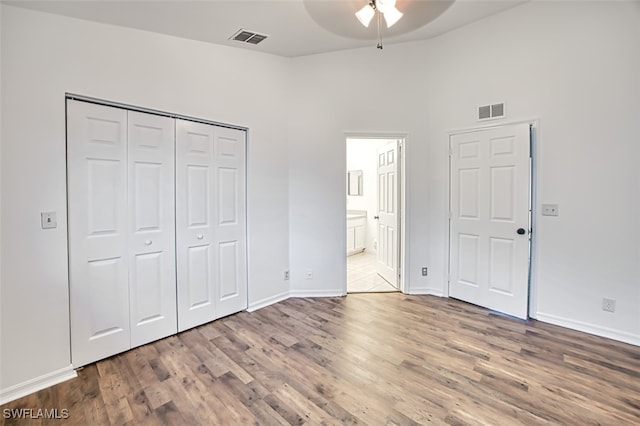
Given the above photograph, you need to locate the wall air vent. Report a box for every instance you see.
[478,102,506,121]
[230,29,268,45]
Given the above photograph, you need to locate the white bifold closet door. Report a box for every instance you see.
[175,119,247,332]
[68,100,177,367]
[127,111,177,347]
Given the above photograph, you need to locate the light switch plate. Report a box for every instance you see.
[542,204,559,216]
[41,211,57,229]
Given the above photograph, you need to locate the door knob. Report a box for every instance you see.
[516,228,526,235]
[374,216,380,220]
[144,240,152,245]
[197,234,204,240]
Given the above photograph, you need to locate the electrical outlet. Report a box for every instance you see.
[306,269,313,280]
[41,211,57,229]
[284,270,290,280]
[602,298,616,313]
[421,267,428,276]
[542,204,559,216]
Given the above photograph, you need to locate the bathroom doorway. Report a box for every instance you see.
[345,136,405,293]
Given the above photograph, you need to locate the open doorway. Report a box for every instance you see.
[346,136,405,293]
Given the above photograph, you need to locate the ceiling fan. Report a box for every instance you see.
[355,0,404,49]
[355,0,404,29]
[302,0,455,51]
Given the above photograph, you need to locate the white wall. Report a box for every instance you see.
[346,138,391,252]
[2,0,640,403]
[0,5,290,396]
[289,1,640,341]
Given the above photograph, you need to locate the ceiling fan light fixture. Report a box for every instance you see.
[355,3,375,28]
[355,0,403,29]
[354,0,404,50]
[375,0,394,14]
[382,6,403,28]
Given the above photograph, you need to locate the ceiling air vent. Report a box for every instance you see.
[478,102,505,121]
[230,29,268,45]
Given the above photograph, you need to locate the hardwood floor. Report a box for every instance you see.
[2,294,640,425]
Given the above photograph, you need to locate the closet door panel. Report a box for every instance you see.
[186,245,211,307]
[128,111,177,347]
[68,100,130,367]
[214,127,247,317]
[70,101,247,363]
[176,120,217,331]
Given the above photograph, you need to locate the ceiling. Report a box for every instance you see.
[5,0,527,57]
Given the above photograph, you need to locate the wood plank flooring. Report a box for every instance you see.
[2,294,640,425]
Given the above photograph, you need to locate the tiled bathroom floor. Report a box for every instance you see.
[347,251,398,293]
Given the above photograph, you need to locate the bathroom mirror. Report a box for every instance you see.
[347,170,363,196]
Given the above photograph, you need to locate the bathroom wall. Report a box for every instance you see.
[346,138,395,252]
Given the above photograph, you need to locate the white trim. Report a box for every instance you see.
[528,122,539,319]
[0,366,77,405]
[248,288,351,312]
[247,291,290,312]
[406,287,446,297]
[399,137,407,293]
[446,117,539,137]
[344,131,409,139]
[65,93,247,131]
[536,312,640,347]
[290,289,345,298]
[244,128,252,315]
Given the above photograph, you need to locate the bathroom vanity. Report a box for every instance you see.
[346,210,366,255]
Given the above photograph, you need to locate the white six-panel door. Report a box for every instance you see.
[69,100,246,366]
[175,120,247,331]
[213,127,247,318]
[449,123,530,319]
[176,120,216,331]
[376,141,399,287]
[127,111,177,348]
[68,101,131,367]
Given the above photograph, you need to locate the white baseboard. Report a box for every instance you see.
[536,312,640,347]
[247,291,290,312]
[405,287,447,297]
[289,289,346,298]
[0,366,77,405]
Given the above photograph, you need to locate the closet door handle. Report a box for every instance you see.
[197,234,204,240]
[144,240,152,246]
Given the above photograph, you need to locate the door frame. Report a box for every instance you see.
[344,133,408,294]
[446,119,538,318]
